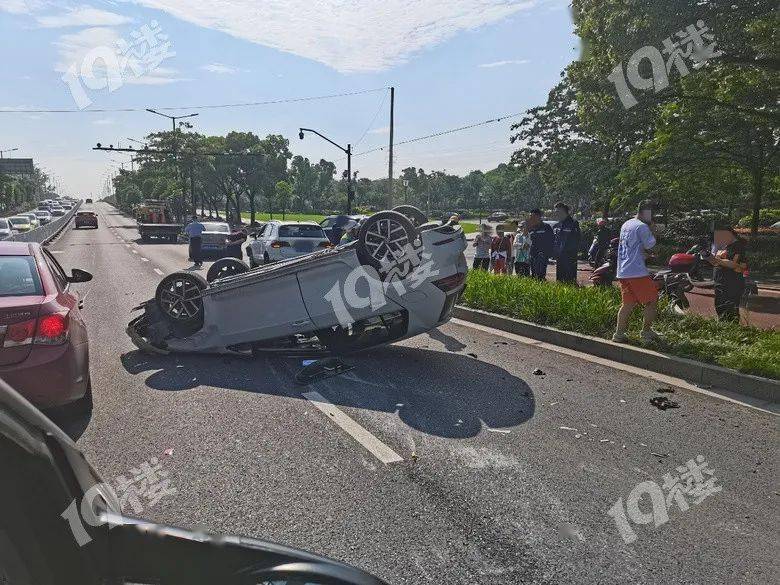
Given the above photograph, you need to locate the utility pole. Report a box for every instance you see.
[388,86,394,208]
[146,109,198,218]
[299,128,354,214]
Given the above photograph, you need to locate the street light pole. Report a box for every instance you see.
[299,128,353,214]
[146,109,198,218]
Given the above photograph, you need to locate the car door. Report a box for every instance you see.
[40,249,88,348]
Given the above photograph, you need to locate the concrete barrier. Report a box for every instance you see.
[9,202,81,245]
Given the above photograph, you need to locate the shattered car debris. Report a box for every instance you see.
[127,207,467,356]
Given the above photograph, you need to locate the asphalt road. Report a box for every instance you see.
[47,202,778,585]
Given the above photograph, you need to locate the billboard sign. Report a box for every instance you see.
[0,158,34,176]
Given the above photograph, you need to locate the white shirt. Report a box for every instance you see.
[617,218,656,279]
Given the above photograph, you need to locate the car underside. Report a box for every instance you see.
[127,207,467,356]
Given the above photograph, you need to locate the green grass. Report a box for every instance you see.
[459,222,478,234]
[461,270,780,379]
[240,212,325,223]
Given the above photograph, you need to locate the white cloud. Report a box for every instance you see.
[201,62,240,74]
[0,0,45,14]
[37,6,132,28]
[130,0,536,72]
[53,27,186,83]
[478,59,530,68]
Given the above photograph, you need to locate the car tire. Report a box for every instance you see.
[356,210,419,272]
[155,271,208,326]
[391,205,428,227]
[206,257,250,282]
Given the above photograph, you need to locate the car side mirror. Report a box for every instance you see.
[68,268,93,283]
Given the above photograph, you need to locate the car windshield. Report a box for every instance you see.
[279,224,326,238]
[0,220,9,229]
[8,218,28,226]
[0,256,42,296]
[202,222,229,232]
[34,212,49,217]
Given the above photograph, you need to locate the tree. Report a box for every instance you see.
[275,180,292,219]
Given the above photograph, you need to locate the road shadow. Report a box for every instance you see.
[120,345,535,439]
[427,328,467,352]
[44,407,91,441]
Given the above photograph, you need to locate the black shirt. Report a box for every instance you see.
[553,216,581,258]
[529,222,554,259]
[713,239,746,287]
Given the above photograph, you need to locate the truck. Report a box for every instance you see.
[135,200,182,243]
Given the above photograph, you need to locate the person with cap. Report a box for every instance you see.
[613,200,661,343]
[707,222,748,322]
[184,215,205,268]
[552,202,581,283]
[527,209,554,280]
[472,224,492,270]
[513,222,531,277]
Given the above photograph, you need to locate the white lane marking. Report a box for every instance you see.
[140,257,149,262]
[124,244,131,248]
[131,249,138,254]
[303,390,404,464]
[153,268,164,276]
[50,250,64,254]
[450,318,779,415]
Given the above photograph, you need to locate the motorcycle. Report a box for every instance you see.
[590,238,619,286]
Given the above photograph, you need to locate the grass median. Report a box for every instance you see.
[461,269,780,380]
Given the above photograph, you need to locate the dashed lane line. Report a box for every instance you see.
[303,390,404,464]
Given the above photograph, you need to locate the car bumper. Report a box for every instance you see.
[75,221,98,227]
[0,341,89,408]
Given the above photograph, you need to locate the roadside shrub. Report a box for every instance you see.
[738,208,780,228]
[461,270,780,379]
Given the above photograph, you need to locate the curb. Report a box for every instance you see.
[453,306,779,404]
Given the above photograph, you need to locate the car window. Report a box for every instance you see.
[202,222,229,232]
[0,256,43,297]
[320,218,337,228]
[0,219,9,229]
[279,225,327,238]
[8,218,27,226]
[42,249,69,291]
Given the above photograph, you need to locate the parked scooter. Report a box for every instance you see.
[590,238,620,286]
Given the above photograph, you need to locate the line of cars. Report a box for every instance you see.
[1,197,79,240]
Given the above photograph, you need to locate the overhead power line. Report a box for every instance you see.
[0,87,389,114]
[353,111,524,158]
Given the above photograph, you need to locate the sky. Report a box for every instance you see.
[0,0,577,198]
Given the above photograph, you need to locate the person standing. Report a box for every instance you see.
[613,200,661,343]
[491,228,513,274]
[472,224,492,270]
[527,209,554,280]
[184,215,205,268]
[552,202,581,284]
[707,223,747,322]
[513,222,531,276]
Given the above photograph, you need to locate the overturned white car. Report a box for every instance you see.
[127,207,467,356]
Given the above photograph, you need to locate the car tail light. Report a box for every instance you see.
[35,313,69,345]
[270,241,290,248]
[432,272,466,293]
[318,242,333,248]
[4,319,37,347]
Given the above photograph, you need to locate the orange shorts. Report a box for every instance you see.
[619,276,658,304]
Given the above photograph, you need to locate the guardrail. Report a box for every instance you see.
[9,202,82,245]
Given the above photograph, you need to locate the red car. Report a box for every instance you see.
[74,210,98,229]
[0,242,92,410]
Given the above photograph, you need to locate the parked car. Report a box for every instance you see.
[0,219,13,240]
[60,202,73,210]
[8,216,32,233]
[37,202,51,211]
[320,214,367,244]
[74,210,98,229]
[247,220,332,266]
[34,210,52,225]
[21,212,40,229]
[50,207,66,217]
[0,376,387,585]
[488,211,508,222]
[128,207,468,357]
[195,221,234,256]
[85,198,93,203]
[0,242,92,410]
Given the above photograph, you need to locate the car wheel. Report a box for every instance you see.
[155,271,208,326]
[206,257,250,283]
[356,210,418,272]
[392,205,428,227]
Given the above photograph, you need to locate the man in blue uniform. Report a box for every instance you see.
[527,209,553,280]
[552,202,581,283]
